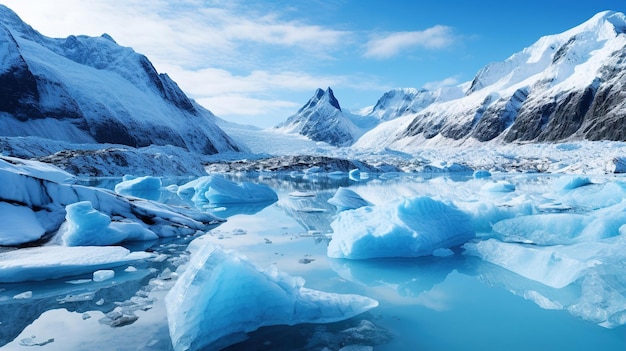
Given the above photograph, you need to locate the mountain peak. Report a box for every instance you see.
[297,87,341,114]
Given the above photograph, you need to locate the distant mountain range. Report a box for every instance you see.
[0,5,243,155]
[278,11,626,149]
[1,4,624,161]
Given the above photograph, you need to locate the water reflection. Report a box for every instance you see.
[330,254,462,299]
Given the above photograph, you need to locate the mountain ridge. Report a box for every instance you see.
[350,10,626,149]
[0,5,244,155]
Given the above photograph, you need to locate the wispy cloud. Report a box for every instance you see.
[423,76,461,90]
[364,25,456,59]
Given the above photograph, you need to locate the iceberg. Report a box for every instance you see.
[327,196,475,259]
[327,187,372,211]
[165,242,378,351]
[178,175,278,204]
[59,201,158,246]
[0,246,150,283]
[114,175,163,200]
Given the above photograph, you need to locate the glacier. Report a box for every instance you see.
[165,241,378,351]
[0,156,222,246]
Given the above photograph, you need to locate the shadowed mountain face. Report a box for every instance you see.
[0,5,243,155]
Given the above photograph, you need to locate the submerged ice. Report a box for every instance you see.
[165,241,378,351]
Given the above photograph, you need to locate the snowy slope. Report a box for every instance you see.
[355,11,626,150]
[275,87,368,147]
[0,5,243,155]
[367,87,464,121]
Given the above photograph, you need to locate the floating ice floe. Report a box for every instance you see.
[0,158,223,246]
[463,239,601,289]
[327,196,475,259]
[114,175,163,200]
[473,169,492,179]
[165,241,378,351]
[178,175,278,204]
[327,187,372,211]
[0,246,150,283]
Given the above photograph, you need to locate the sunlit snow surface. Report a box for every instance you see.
[2,168,626,350]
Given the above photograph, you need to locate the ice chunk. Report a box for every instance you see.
[0,246,150,283]
[0,202,46,246]
[60,201,158,246]
[115,175,162,192]
[492,213,588,245]
[327,196,475,259]
[348,169,361,181]
[463,239,598,289]
[481,181,516,193]
[473,169,492,179]
[461,198,534,233]
[178,175,278,204]
[114,175,162,200]
[165,242,378,351]
[553,176,592,191]
[492,201,626,245]
[93,269,115,282]
[327,187,372,211]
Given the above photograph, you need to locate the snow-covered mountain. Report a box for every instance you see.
[0,5,243,155]
[355,10,626,150]
[366,87,464,121]
[275,87,371,147]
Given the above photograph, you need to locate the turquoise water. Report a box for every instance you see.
[1,173,625,350]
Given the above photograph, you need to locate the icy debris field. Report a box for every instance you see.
[1,169,626,350]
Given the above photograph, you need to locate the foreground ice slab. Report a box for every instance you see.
[165,242,378,351]
[0,246,150,283]
[178,175,278,204]
[327,196,475,259]
[0,161,223,246]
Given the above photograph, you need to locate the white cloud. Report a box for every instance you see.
[423,76,461,90]
[198,95,298,118]
[364,25,456,59]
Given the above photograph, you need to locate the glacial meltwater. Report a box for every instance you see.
[1,172,626,351]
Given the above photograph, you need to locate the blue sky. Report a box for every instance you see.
[2,0,625,127]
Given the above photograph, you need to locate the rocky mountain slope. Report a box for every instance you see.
[352,10,626,149]
[0,5,243,155]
